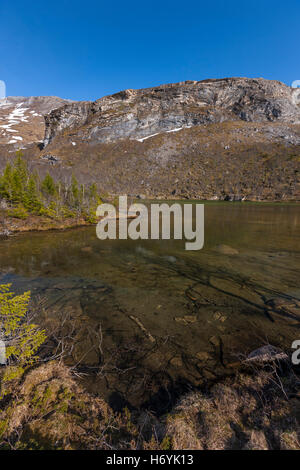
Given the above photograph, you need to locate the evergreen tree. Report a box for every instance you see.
[0,284,46,395]
[0,154,103,221]
[88,183,98,202]
[80,183,85,203]
[9,155,28,204]
[0,163,12,199]
[41,172,56,197]
[71,174,79,205]
[24,176,42,213]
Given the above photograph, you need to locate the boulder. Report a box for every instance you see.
[245,345,288,364]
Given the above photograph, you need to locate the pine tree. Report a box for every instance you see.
[0,163,12,199]
[71,174,79,205]
[10,170,24,204]
[89,183,98,202]
[9,155,28,204]
[24,176,42,213]
[0,154,102,222]
[41,172,56,197]
[80,183,85,203]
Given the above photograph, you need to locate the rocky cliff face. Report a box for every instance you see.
[43,78,300,146]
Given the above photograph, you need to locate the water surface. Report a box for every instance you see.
[0,202,299,410]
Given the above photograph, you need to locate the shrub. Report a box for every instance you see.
[0,284,46,396]
[41,173,56,197]
[8,204,29,219]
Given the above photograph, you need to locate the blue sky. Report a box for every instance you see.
[0,0,299,101]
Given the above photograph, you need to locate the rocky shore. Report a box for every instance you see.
[0,213,92,237]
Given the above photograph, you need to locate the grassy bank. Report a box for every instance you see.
[0,360,299,450]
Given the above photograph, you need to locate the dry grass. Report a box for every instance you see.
[0,362,112,449]
[0,361,299,450]
[165,368,300,450]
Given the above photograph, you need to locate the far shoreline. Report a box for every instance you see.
[1,198,299,237]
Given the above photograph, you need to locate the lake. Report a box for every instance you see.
[0,202,299,412]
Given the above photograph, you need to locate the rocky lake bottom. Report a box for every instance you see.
[0,202,299,413]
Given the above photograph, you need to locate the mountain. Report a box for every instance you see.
[43,77,300,146]
[0,96,73,148]
[1,78,300,201]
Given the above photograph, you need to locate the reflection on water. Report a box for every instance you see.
[0,202,299,410]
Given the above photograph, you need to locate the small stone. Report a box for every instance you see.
[215,244,239,255]
[225,361,241,369]
[175,315,197,325]
[209,336,219,347]
[170,357,183,367]
[196,351,211,361]
[213,312,222,320]
[81,246,92,253]
[266,298,300,317]
[213,312,227,322]
[202,369,215,380]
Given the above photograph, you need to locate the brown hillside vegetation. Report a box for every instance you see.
[37,121,300,201]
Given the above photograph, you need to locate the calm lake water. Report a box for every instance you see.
[0,202,299,411]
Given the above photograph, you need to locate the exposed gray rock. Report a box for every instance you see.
[43,78,300,147]
[41,154,60,164]
[0,199,8,210]
[0,228,11,238]
[245,345,288,363]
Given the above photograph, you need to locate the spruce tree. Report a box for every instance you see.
[89,183,98,202]
[9,154,28,204]
[71,174,79,205]
[24,176,42,213]
[41,172,56,197]
[0,163,12,199]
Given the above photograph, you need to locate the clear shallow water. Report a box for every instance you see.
[0,202,299,410]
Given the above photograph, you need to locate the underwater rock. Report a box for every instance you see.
[196,351,211,361]
[170,356,183,367]
[215,244,239,255]
[174,315,197,325]
[81,246,93,253]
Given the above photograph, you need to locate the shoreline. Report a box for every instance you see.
[1,199,299,237]
[0,214,94,237]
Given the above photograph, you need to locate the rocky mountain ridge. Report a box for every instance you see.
[0,96,73,148]
[43,77,300,147]
[0,78,299,201]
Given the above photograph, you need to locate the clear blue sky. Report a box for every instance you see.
[0,0,299,101]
